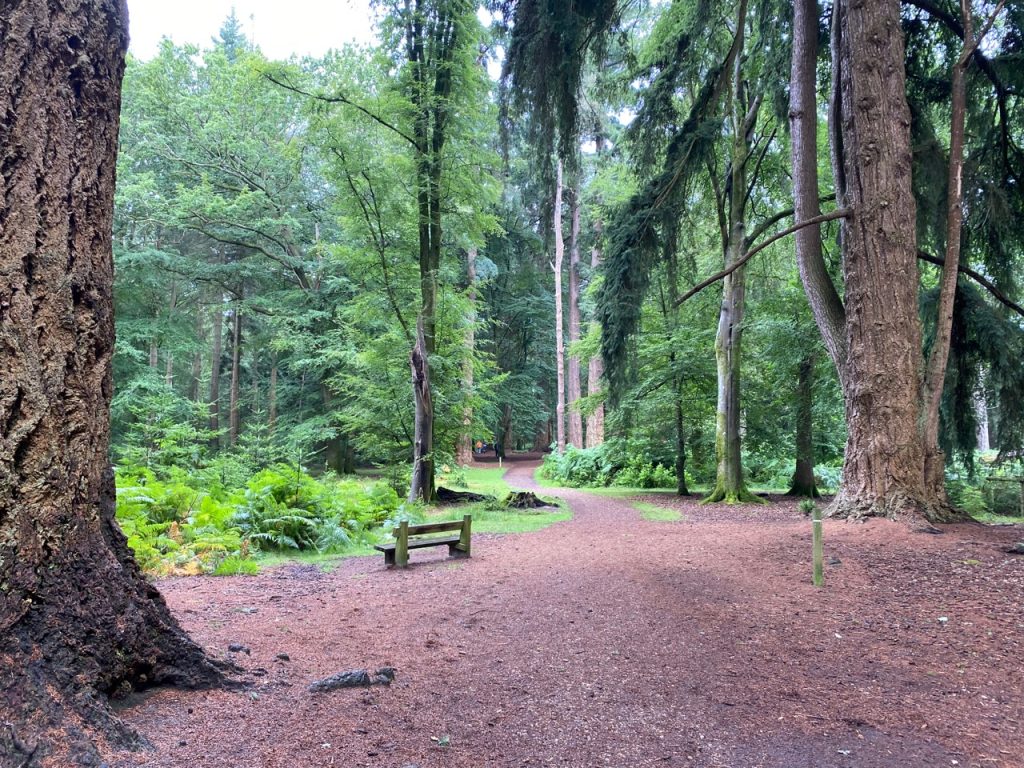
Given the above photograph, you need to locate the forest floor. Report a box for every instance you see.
[109,455,1024,768]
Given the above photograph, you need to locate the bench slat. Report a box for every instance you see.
[380,514,471,568]
[394,521,465,536]
[374,535,461,553]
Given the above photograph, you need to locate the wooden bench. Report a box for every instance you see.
[375,515,471,568]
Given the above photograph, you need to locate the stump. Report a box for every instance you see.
[504,491,554,509]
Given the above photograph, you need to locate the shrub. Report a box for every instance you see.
[231,465,400,553]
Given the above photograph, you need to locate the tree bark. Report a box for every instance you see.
[790,0,848,383]
[0,2,224,763]
[828,0,954,523]
[208,291,224,445]
[189,304,205,403]
[706,18,758,504]
[409,318,435,503]
[567,180,584,448]
[787,355,820,497]
[228,297,243,447]
[922,0,978,497]
[675,395,690,496]
[456,246,477,465]
[553,160,567,454]
[586,217,606,447]
[268,357,278,432]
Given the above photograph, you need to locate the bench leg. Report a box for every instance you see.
[383,549,395,567]
[396,521,409,568]
[447,543,470,559]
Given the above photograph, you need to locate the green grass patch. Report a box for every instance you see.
[633,501,683,522]
[972,512,1024,526]
[457,465,514,496]
[425,500,571,536]
[255,544,376,571]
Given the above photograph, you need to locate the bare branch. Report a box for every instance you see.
[917,250,1024,318]
[675,209,851,307]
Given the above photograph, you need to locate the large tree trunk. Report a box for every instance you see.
[787,355,820,497]
[553,160,567,454]
[0,2,224,764]
[586,216,606,448]
[456,246,477,466]
[567,181,584,448]
[828,0,954,522]
[974,380,990,452]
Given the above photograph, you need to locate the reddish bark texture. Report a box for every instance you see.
[0,3,223,765]
[829,0,951,522]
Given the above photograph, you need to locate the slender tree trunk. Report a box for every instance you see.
[268,357,278,433]
[457,246,477,465]
[163,281,178,387]
[553,160,567,454]
[409,318,435,503]
[567,180,584,448]
[828,0,954,522]
[675,394,690,496]
[228,297,242,447]
[706,25,758,504]
[790,0,848,381]
[974,378,990,452]
[209,292,224,444]
[787,355,820,497]
[586,215,606,448]
[922,0,976,497]
[189,307,204,403]
[0,3,223,762]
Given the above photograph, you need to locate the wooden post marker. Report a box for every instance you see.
[812,506,824,587]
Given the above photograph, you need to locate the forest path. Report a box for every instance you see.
[111,455,1022,768]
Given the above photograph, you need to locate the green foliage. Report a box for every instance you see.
[115,468,249,576]
[232,465,400,553]
[612,457,676,489]
[214,556,260,576]
[115,462,399,573]
[540,441,675,489]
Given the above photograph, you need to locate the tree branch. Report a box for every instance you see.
[675,209,851,307]
[917,250,1024,318]
[265,72,421,150]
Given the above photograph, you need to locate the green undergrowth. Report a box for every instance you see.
[116,463,401,577]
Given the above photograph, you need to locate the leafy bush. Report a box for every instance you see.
[540,445,616,487]
[231,465,399,553]
[541,442,675,489]
[813,463,843,493]
[115,467,253,576]
[612,456,675,489]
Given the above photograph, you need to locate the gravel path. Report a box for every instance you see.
[110,456,1023,768]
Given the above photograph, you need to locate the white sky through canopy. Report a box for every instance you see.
[126,0,377,60]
